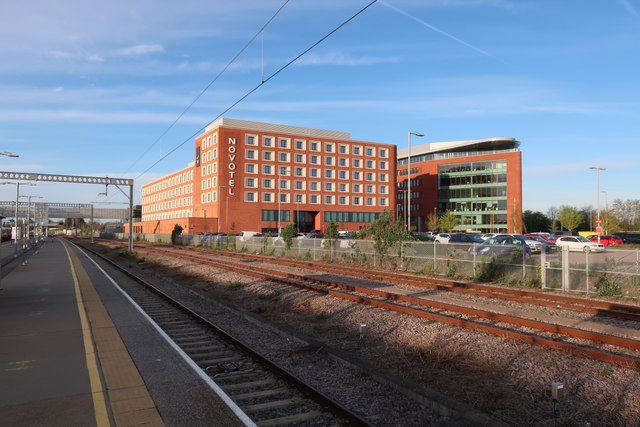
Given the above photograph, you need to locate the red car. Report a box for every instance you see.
[588,235,623,246]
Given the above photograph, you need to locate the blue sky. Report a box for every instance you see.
[1,0,638,214]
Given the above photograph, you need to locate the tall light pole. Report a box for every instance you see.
[407,131,424,232]
[217,185,228,233]
[277,166,289,236]
[20,195,42,246]
[589,167,605,243]
[601,190,608,235]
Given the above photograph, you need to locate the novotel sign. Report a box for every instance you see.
[227,137,237,196]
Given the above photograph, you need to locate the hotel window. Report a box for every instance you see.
[263,193,272,202]
[380,186,387,194]
[338,158,347,167]
[310,195,319,204]
[310,141,319,151]
[295,181,304,190]
[380,198,387,206]
[263,165,272,174]
[338,170,347,179]
[279,152,288,162]
[295,167,304,176]
[263,136,273,147]
[295,194,303,203]
[338,144,348,154]
[310,155,319,164]
[366,185,374,193]
[353,184,361,193]
[325,156,334,166]
[246,135,256,145]
[295,154,304,163]
[310,168,319,178]
[246,164,256,173]
[246,192,255,202]
[353,171,361,180]
[353,196,361,205]
[280,179,287,189]
[280,193,287,203]
[339,183,347,192]
[353,146,361,155]
[379,148,387,157]
[263,151,272,161]
[279,138,290,148]
[325,142,334,152]
[380,173,387,182]
[339,196,347,205]
[353,159,361,168]
[366,197,374,206]
[380,161,387,170]
[366,160,374,169]
[246,150,256,159]
[310,182,319,191]
[295,140,305,150]
[325,182,334,191]
[325,169,334,179]
[279,166,289,175]
[325,195,334,204]
[246,178,255,188]
[366,172,374,181]
[366,147,374,156]
[263,179,272,188]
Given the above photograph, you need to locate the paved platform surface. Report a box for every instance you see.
[0,238,249,427]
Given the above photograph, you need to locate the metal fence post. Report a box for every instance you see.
[400,241,404,270]
[585,250,590,295]
[540,246,546,289]
[561,246,570,292]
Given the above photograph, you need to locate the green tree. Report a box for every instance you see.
[171,224,183,244]
[426,211,439,232]
[559,206,583,231]
[439,210,458,232]
[281,223,297,250]
[523,210,550,232]
[355,210,409,258]
[324,222,340,240]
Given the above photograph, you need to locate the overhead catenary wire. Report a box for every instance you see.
[135,0,378,182]
[124,0,292,174]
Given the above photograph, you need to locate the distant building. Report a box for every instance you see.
[131,118,396,235]
[397,137,522,233]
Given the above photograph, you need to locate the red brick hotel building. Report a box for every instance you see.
[133,118,397,235]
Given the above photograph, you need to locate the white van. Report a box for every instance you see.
[239,231,262,241]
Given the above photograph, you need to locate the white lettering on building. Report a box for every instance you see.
[227,137,236,195]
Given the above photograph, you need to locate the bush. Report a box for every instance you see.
[595,274,622,297]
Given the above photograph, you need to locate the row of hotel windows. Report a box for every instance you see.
[244,164,388,182]
[143,171,194,195]
[142,184,194,203]
[243,150,388,169]
[245,135,389,158]
[141,209,194,222]
[259,210,381,224]
[143,197,194,213]
[245,179,388,193]
[244,192,388,207]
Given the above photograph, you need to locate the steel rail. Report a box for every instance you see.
[126,243,640,369]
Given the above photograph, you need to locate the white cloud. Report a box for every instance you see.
[115,44,165,57]
[296,51,401,66]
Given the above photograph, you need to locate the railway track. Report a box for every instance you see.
[104,240,640,369]
[73,241,372,427]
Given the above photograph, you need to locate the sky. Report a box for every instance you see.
[1,0,639,214]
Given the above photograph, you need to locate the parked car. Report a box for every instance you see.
[614,232,640,244]
[434,233,452,243]
[555,236,605,253]
[525,232,556,242]
[588,235,623,246]
[525,235,558,252]
[469,235,532,256]
[447,233,485,244]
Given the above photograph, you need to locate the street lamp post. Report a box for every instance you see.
[601,190,608,234]
[277,166,289,236]
[407,131,424,232]
[589,167,606,243]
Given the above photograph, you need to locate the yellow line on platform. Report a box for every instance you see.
[64,242,111,427]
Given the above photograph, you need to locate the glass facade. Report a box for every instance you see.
[438,160,508,232]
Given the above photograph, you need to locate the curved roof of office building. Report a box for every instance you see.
[397,137,519,160]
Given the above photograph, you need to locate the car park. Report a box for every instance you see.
[469,235,531,256]
[588,235,623,246]
[555,236,605,253]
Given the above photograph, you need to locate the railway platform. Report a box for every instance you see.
[0,238,250,427]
